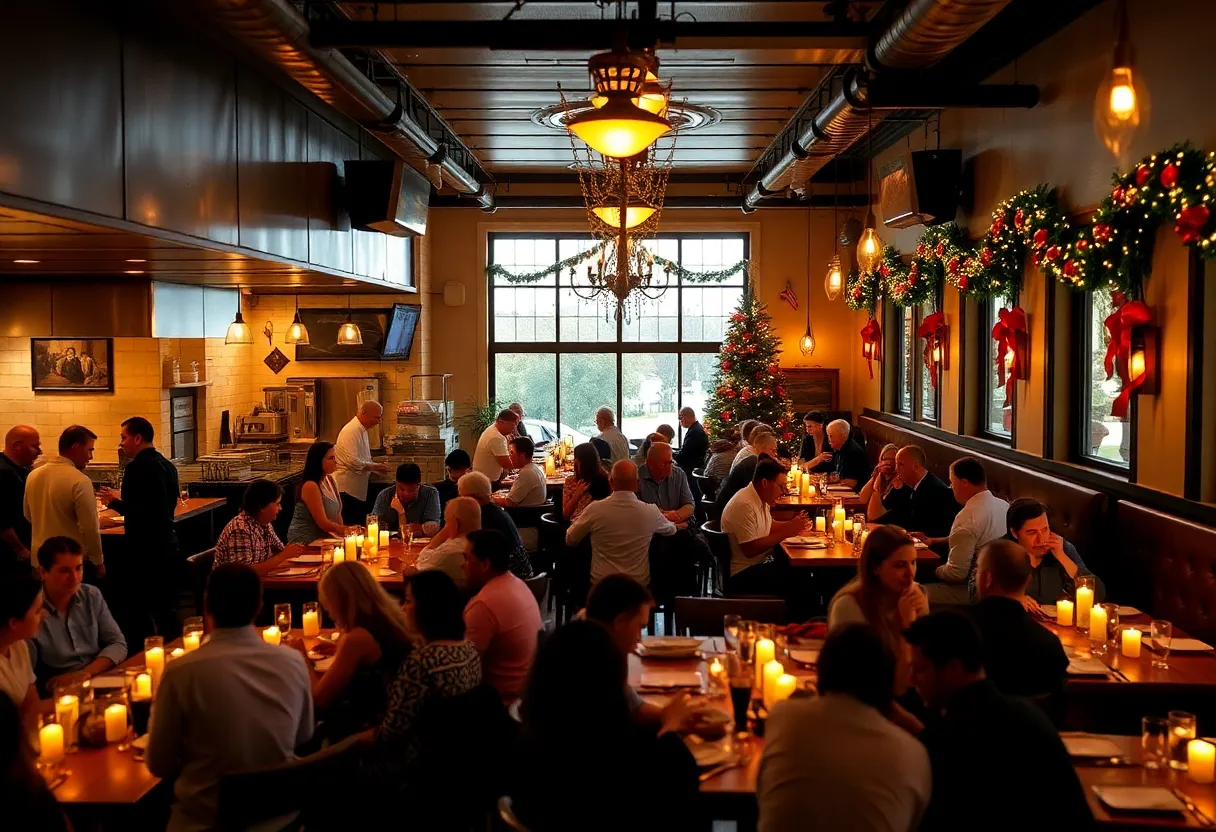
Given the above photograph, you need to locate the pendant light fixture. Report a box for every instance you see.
[799,208,816,357]
[1094,0,1148,160]
[856,107,883,275]
[224,294,253,345]
[591,203,657,230]
[284,295,310,345]
[824,179,843,300]
[568,50,671,159]
[336,297,363,346]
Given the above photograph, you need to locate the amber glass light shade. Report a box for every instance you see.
[284,310,310,345]
[799,324,816,357]
[569,96,670,159]
[591,205,656,230]
[857,214,882,275]
[337,315,363,346]
[824,255,843,301]
[1094,64,1148,158]
[224,311,253,345]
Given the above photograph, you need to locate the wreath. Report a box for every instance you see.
[844,264,882,315]
[882,246,937,308]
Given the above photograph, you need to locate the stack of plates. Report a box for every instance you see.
[636,636,702,659]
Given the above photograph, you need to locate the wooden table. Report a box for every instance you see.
[779,537,941,569]
[99,497,228,536]
[1076,734,1216,828]
[261,539,426,592]
[774,492,866,511]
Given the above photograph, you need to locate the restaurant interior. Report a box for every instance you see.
[3,0,1216,829]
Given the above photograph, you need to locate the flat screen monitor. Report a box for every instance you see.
[382,303,421,360]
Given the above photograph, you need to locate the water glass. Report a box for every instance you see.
[182,617,204,652]
[1169,711,1197,771]
[274,603,292,634]
[179,486,189,505]
[1142,716,1169,769]
[755,622,776,644]
[723,614,741,653]
[1100,603,1120,641]
[737,620,757,664]
[1150,620,1172,669]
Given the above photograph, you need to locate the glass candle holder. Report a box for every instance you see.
[302,601,321,637]
[182,617,204,652]
[1074,575,1096,630]
[1150,620,1172,669]
[144,636,165,697]
[83,688,131,749]
[274,603,292,634]
[737,620,757,664]
[36,712,66,781]
[723,614,741,653]
[1169,711,1197,771]
[1100,603,1119,642]
[1141,716,1169,770]
[50,676,86,753]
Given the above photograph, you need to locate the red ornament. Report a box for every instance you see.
[1161,164,1179,189]
[1063,260,1079,278]
[1045,245,1061,262]
[721,360,732,371]
[1033,228,1048,249]
[767,363,778,374]
[721,411,732,422]
[730,312,745,323]
[1176,205,1213,244]
[755,371,765,380]
[852,286,863,301]
[1111,187,1125,204]
[947,256,960,275]
[742,333,751,341]
[1135,165,1151,187]
[776,387,786,397]
[1014,208,1026,230]
[980,247,993,266]
[740,390,750,402]
[935,240,946,257]
[879,264,890,278]
[1093,223,1112,244]
[1032,251,1044,266]
[991,214,1005,235]
[957,275,969,290]
[908,263,919,285]
[916,243,929,258]
[725,389,736,399]
[782,431,794,442]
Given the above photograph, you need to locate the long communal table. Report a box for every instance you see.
[261,538,427,592]
[99,496,228,536]
[779,537,941,569]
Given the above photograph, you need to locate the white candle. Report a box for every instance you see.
[302,610,320,637]
[263,625,281,646]
[355,534,364,553]
[104,703,127,743]
[814,516,826,533]
[1076,585,1094,629]
[133,673,152,701]
[1189,740,1216,784]
[768,673,797,709]
[1088,605,1108,643]
[800,473,810,498]
[39,722,65,764]
[379,530,390,548]
[832,520,843,542]
[55,695,79,745]
[333,546,345,565]
[367,521,379,553]
[761,660,784,709]
[844,518,854,533]
[146,647,165,695]
[833,504,846,525]
[344,535,357,559]
[808,484,818,499]
[183,631,201,652]
[169,647,185,660]
[754,638,775,689]
[1121,627,1142,658]
[1056,599,1074,627]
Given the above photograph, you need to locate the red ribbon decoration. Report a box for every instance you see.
[1103,294,1153,420]
[860,317,883,380]
[915,311,947,389]
[991,306,1027,407]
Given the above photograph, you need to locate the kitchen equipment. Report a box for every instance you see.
[263,384,316,441]
[291,377,382,449]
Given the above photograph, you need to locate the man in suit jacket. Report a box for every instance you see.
[875,445,959,539]
[674,407,708,510]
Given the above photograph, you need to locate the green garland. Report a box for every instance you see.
[844,261,883,315]
[485,239,750,284]
[883,244,937,308]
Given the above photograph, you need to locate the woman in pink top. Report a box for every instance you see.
[461,529,542,702]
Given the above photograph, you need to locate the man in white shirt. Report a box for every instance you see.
[24,425,105,576]
[594,407,631,464]
[334,401,391,524]
[759,624,930,832]
[923,457,1009,606]
[499,436,546,507]
[566,460,676,587]
[720,459,809,596]
[417,496,481,589]
[147,563,313,832]
[473,408,520,484]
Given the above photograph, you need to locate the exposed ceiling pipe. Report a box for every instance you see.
[188,0,493,209]
[743,0,1014,211]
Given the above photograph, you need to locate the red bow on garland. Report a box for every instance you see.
[915,312,947,390]
[991,306,1027,407]
[1103,293,1153,420]
[860,318,883,380]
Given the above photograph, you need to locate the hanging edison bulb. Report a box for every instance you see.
[337,315,363,346]
[1094,0,1148,159]
[824,254,843,301]
[857,211,883,274]
[799,323,816,356]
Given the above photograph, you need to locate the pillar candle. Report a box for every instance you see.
[379,530,390,548]
[263,626,281,646]
[55,695,79,745]
[832,520,844,542]
[1189,740,1216,784]
[333,547,345,565]
[800,473,810,498]
[169,647,185,660]
[809,484,818,499]
[367,521,379,552]
[355,534,364,553]
[344,535,357,559]
[146,647,165,694]
[768,674,798,709]
[761,660,784,709]
[39,722,65,764]
[133,672,152,701]
[1076,585,1094,629]
[833,505,846,525]
[754,638,775,688]
[302,610,320,637]
[545,456,557,477]
[183,631,201,652]
[1088,605,1108,643]
[814,516,826,533]
[1121,627,1142,658]
[1056,599,1074,627]
[844,518,854,533]
[104,703,127,743]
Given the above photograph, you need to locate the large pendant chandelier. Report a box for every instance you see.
[569,50,671,159]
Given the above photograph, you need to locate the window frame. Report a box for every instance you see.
[1072,290,1134,475]
[487,231,749,446]
[979,294,1013,444]
[912,301,941,427]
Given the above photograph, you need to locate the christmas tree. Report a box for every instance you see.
[703,293,796,443]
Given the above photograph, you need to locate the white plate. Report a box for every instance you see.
[789,649,820,666]
[291,554,324,564]
[1167,638,1214,652]
[640,637,702,651]
[913,541,929,549]
[1061,735,1124,758]
[378,568,396,577]
[272,567,316,577]
[785,536,827,548]
[314,657,334,672]
[688,743,734,767]
[638,671,703,689]
[1091,786,1186,812]
[1066,657,1111,675]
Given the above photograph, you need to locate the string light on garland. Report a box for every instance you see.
[487,239,749,286]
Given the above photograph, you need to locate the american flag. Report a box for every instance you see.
[778,281,798,310]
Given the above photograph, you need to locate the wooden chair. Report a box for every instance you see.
[185,548,215,617]
[540,512,586,624]
[700,521,732,597]
[497,797,532,832]
[673,596,788,637]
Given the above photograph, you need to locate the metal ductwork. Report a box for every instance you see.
[743,0,1014,211]
[190,0,493,209]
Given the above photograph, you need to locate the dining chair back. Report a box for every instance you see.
[700,521,732,595]
[524,571,549,609]
[672,596,788,637]
[540,512,587,623]
[185,548,215,617]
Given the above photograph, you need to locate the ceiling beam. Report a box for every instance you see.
[430,194,869,209]
[309,19,872,51]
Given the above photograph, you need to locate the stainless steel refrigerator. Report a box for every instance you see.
[290,376,383,450]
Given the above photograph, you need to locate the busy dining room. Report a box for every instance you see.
[3,0,1216,829]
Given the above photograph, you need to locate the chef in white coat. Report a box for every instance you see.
[334,401,392,524]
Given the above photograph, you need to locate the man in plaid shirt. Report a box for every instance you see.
[216,480,304,576]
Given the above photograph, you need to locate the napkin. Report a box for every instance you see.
[1167,637,1214,652]
[639,671,703,689]
[789,649,820,666]
[786,536,827,548]
[273,567,317,577]
[1091,786,1186,812]
[1061,735,1123,758]
[291,554,324,564]
[1066,657,1111,675]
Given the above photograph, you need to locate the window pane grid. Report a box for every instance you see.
[1082,292,1130,468]
[984,295,1012,439]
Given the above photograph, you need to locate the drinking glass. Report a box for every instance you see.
[726,653,752,736]
[274,603,292,634]
[737,620,757,664]
[851,513,866,541]
[723,614,741,653]
[827,471,841,484]
[1142,716,1169,769]
[1169,711,1197,771]
[1100,603,1120,642]
[1151,620,1172,669]
[755,622,776,644]
[179,486,189,506]
[50,676,85,753]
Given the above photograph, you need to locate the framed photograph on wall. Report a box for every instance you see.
[781,367,839,417]
[31,338,114,393]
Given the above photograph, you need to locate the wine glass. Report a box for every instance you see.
[723,615,741,653]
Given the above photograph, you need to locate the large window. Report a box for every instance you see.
[982,294,1012,440]
[918,301,938,425]
[490,233,747,446]
[1079,291,1131,469]
[888,302,939,424]
[896,306,914,416]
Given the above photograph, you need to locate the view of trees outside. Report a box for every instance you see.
[919,302,937,423]
[490,234,744,446]
[898,307,914,414]
[986,295,1012,437]
[1086,291,1129,467]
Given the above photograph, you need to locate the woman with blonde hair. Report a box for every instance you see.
[859,443,909,521]
[301,561,414,739]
